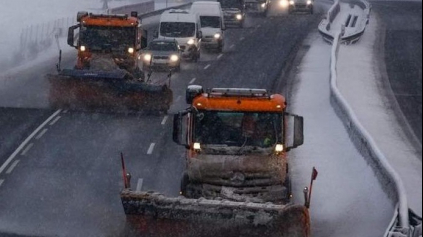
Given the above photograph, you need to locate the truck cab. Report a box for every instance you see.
[191,1,226,53]
[67,11,146,73]
[174,86,305,204]
[158,9,202,62]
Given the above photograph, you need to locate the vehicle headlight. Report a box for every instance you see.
[290,0,296,5]
[80,46,87,52]
[128,47,135,54]
[187,39,195,45]
[275,144,284,153]
[144,54,152,62]
[170,55,179,62]
[236,14,243,20]
[261,3,267,8]
[307,0,313,5]
[280,0,289,7]
[214,33,221,39]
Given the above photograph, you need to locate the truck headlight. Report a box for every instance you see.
[187,39,195,45]
[236,14,243,20]
[128,47,135,54]
[144,54,152,62]
[170,55,179,62]
[307,0,313,5]
[80,46,87,52]
[214,33,221,39]
[261,3,267,8]
[275,144,284,153]
[193,143,201,152]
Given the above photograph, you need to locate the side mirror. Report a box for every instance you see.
[286,113,304,151]
[173,111,190,149]
[67,25,79,48]
[197,31,203,39]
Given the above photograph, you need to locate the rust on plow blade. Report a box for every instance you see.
[47,69,173,113]
[121,191,311,237]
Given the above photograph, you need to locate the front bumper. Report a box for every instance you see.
[144,56,179,70]
[202,37,222,48]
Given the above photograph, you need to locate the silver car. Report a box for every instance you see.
[142,39,181,72]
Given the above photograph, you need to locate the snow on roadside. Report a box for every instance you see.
[289,32,393,237]
[337,13,423,216]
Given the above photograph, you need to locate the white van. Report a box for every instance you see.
[158,9,202,62]
[191,1,226,53]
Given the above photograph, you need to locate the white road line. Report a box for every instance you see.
[21,143,34,156]
[217,54,223,60]
[35,128,48,140]
[230,44,235,49]
[147,143,156,155]
[240,37,245,41]
[204,64,211,70]
[161,116,169,125]
[63,110,69,114]
[189,78,197,84]
[0,110,61,175]
[136,178,144,193]
[0,180,4,187]
[6,160,20,174]
[175,95,182,102]
[49,116,62,126]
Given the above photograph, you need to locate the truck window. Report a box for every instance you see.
[194,111,282,148]
[160,22,196,38]
[200,16,221,29]
[80,26,135,51]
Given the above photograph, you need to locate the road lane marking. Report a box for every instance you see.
[204,64,211,70]
[0,180,4,187]
[217,54,223,60]
[35,129,49,140]
[161,116,169,125]
[0,110,61,175]
[6,160,20,174]
[49,116,62,126]
[230,44,235,49]
[189,78,197,84]
[21,143,34,156]
[136,178,144,193]
[147,143,156,155]
[240,37,245,41]
[175,96,182,102]
[63,110,69,114]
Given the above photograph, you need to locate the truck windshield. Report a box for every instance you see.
[218,0,243,9]
[160,22,196,38]
[200,16,221,28]
[194,111,282,148]
[148,41,178,51]
[79,26,135,51]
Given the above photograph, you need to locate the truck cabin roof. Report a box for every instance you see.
[80,13,139,27]
[193,88,287,112]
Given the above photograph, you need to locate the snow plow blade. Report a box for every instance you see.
[121,191,311,237]
[47,69,173,113]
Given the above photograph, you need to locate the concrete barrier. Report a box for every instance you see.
[329,31,422,237]
[109,1,155,15]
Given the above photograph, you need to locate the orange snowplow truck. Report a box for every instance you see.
[120,87,317,237]
[47,11,173,113]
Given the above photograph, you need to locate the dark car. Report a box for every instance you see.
[142,39,181,72]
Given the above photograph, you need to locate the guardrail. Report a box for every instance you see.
[318,0,341,43]
[329,31,422,237]
[109,1,155,15]
[318,0,371,44]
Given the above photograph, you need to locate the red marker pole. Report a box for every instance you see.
[306,167,318,208]
[121,153,128,189]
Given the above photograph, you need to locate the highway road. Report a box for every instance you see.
[374,1,422,146]
[0,0,412,236]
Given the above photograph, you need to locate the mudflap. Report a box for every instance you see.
[121,191,310,237]
[47,70,173,114]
